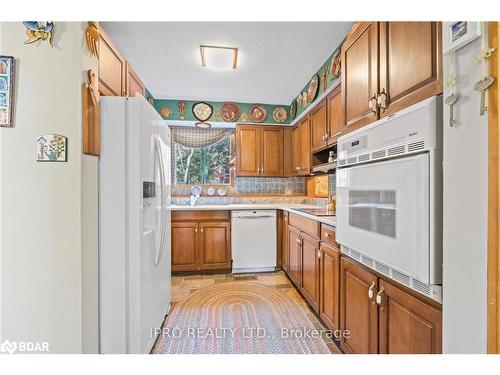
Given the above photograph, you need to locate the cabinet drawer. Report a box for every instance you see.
[172,210,230,222]
[321,224,338,247]
[289,213,320,238]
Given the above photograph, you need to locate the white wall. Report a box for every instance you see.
[442,30,488,353]
[0,22,99,353]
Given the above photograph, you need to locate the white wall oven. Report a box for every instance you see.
[336,96,443,302]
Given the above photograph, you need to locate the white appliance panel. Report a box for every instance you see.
[231,210,277,273]
[336,154,430,282]
[99,95,171,354]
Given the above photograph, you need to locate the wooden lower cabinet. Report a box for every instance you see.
[300,232,320,313]
[287,225,302,288]
[171,222,199,272]
[282,212,289,272]
[340,256,379,354]
[171,212,231,273]
[378,279,442,353]
[199,222,231,270]
[340,256,442,354]
[319,242,341,332]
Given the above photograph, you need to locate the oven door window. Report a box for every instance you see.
[349,190,396,238]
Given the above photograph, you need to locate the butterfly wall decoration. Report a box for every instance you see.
[22,22,54,46]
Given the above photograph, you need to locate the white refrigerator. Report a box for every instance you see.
[99,95,171,354]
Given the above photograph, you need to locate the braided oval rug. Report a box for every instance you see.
[153,282,331,354]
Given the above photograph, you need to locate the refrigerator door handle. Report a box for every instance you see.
[154,137,168,266]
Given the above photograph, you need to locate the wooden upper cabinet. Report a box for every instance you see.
[310,99,328,152]
[341,22,379,132]
[378,22,442,117]
[291,126,301,174]
[299,117,311,175]
[326,85,343,144]
[283,127,294,177]
[171,222,199,272]
[261,127,284,176]
[236,125,283,177]
[378,279,442,354]
[320,242,341,332]
[340,256,379,354]
[301,232,321,313]
[126,62,145,97]
[99,28,127,97]
[199,221,231,271]
[236,125,260,176]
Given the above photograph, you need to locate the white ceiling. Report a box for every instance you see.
[102,22,353,104]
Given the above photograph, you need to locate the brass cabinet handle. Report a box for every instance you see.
[376,286,385,307]
[324,232,330,238]
[317,248,322,259]
[195,225,198,234]
[377,88,388,112]
[200,225,204,234]
[368,93,378,116]
[368,281,376,301]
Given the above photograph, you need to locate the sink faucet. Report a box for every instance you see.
[190,194,200,206]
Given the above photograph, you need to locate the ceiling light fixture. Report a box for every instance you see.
[195,121,211,129]
[200,45,238,70]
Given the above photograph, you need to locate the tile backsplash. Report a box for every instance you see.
[172,176,306,196]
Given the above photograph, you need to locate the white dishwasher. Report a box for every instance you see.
[231,210,277,273]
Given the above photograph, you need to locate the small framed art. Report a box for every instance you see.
[0,55,15,128]
[443,22,481,54]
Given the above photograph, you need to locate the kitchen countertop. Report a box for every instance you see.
[170,203,336,227]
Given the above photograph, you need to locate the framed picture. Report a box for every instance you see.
[0,55,15,128]
[36,134,68,162]
[443,22,481,54]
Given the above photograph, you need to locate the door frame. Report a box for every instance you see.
[488,21,500,354]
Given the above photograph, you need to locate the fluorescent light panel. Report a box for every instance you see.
[200,45,238,69]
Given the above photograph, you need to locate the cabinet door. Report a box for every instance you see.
[301,232,321,312]
[236,125,261,176]
[341,22,379,132]
[379,22,442,117]
[99,28,126,97]
[199,222,231,271]
[283,127,294,177]
[126,62,145,97]
[326,85,343,145]
[261,127,283,176]
[378,280,442,354]
[282,212,289,272]
[310,100,328,152]
[171,222,199,272]
[299,117,311,175]
[340,257,379,354]
[287,226,302,288]
[291,126,301,175]
[319,242,341,332]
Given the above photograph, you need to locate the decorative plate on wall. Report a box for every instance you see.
[290,99,297,120]
[249,104,267,123]
[272,107,288,123]
[307,74,319,103]
[330,50,341,80]
[192,102,213,122]
[159,107,172,119]
[221,102,240,122]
